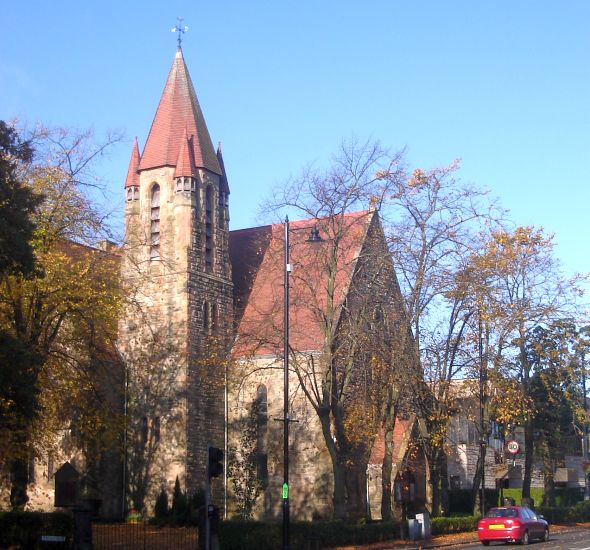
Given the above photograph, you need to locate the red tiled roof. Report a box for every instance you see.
[232,211,373,357]
[173,128,197,178]
[139,50,221,175]
[369,418,414,466]
[229,225,272,327]
[124,137,141,188]
[216,142,230,195]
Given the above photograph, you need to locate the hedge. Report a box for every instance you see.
[0,511,72,549]
[218,520,401,549]
[431,515,478,534]
[537,500,590,524]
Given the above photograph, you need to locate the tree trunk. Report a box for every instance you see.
[318,409,347,519]
[430,459,441,516]
[381,441,394,520]
[381,406,396,521]
[440,452,449,516]
[540,438,556,507]
[345,462,367,519]
[10,457,29,510]
[522,419,534,499]
[471,446,484,516]
[543,461,556,507]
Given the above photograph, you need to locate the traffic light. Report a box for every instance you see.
[208,446,223,478]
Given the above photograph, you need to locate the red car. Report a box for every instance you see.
[477,506,549,545]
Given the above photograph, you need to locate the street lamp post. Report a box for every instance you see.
[479,315,486,516]
[283,216,291,550]
[282,216,322,550]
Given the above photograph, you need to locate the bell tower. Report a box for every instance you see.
[119,45,232,509]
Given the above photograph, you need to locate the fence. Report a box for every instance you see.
[92,522,198,550]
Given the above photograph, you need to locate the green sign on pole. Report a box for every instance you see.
[282,483,289,500]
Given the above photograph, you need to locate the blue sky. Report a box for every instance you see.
[1,1,589,285]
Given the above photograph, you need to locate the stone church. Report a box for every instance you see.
[118,44,425,520]
[15,45,424,519]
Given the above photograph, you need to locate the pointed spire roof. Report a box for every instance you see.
[124,137,141,188]
[139,49,221,175]
[216,142,230,194]
[174,128,198,178]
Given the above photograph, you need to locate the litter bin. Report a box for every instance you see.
[407,518,419,541]
[416,512,431,539]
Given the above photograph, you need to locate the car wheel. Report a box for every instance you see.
[521,530,529,545]
[543,528,549,542]
[482,542,490,547]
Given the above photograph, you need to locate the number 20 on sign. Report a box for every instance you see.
[507,440,520,454]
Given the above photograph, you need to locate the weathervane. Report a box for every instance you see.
[171,17,189,49]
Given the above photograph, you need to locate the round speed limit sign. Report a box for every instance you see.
[507,440,520,455]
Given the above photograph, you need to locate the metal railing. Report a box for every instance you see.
[92,521,198,549]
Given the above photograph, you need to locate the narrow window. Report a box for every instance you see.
[153,417,161,442]
[255,385,269,486]
[28,455,36,484]
[211,303,218,334]
[47,455,54,479]
[141,416,148,443]
[205,186,213,270]
[150,184,161,260]
[203,301,210,333]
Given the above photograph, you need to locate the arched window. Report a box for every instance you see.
[150,184,161,260]
[254,385,268,486]
[205,186,214,270]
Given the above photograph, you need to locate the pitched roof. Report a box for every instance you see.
[229,225,272,327]
[368,417,414,466]
[139,49,221,175]
[216,142,230,194]
[173,128,197,178]
[124,137,141,188]
[231,211,373,357]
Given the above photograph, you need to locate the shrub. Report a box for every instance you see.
[218,520,401,549]
[154,487,169,519]
[0,511,72,548]
[431,515,478,535]
[171,476,188,524]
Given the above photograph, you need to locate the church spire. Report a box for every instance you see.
[139,50,221,175]
[124,137,141,201]
[216,142,230,195]
[174,128,197,178]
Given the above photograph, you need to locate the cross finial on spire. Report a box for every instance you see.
[171,17,188,49]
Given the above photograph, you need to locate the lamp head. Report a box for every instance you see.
[307,225,323,243]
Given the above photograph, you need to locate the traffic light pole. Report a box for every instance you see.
[205,475,211,550]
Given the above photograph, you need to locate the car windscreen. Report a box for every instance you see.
[485,508,518,518]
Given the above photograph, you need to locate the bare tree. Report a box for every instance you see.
[253,139,414,519]
[382,161,503,515]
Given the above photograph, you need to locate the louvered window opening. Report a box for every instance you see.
[205,186,213,270]
[150,184,161,260]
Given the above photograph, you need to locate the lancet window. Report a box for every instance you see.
[205,186,214,270]
[150,184,161,260]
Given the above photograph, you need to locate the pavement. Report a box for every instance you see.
[332,522,590,550]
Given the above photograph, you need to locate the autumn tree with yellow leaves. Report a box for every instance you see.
[0,122,122,509]
[469,227,586,503]
[384,161,504,516]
